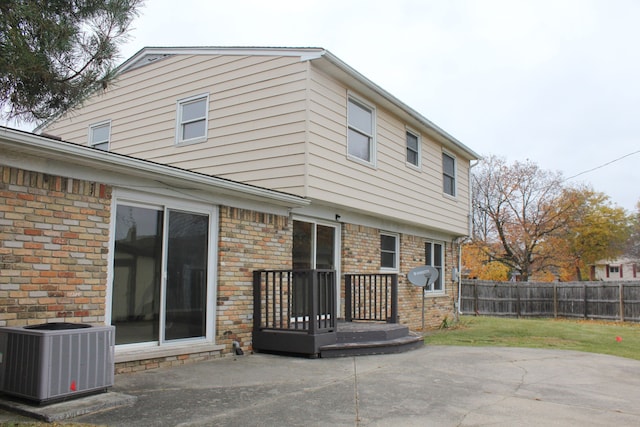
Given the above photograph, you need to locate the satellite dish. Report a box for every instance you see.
[408,265,439,287]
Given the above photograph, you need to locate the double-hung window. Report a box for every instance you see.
[176,94,209,144]
[406,130,420,167]
[443,152,456,196]
[347,97,375,164]
[380,233,399,270]
[89,121,111,151]
[425,242,444,293]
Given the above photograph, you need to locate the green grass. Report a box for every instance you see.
[426,316,640,361]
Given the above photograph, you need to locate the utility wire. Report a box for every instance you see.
[564,149,640,181]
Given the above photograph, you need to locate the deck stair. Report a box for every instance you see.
[319,321,423,358]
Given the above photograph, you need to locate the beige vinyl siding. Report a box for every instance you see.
[42,50,473,235]
[43,54,310,195]
[307,66,471,235]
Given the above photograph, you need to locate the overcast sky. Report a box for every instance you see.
[9,0,640,211]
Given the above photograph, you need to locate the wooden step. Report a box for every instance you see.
[319,332,423,358]
[336,322,410,343]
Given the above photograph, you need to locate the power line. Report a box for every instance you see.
[564,149,640,181]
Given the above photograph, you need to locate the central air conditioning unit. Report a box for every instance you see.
[0,323,115,404]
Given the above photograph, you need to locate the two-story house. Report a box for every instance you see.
[6,47,479,368]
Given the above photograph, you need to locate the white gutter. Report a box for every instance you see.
[0,127,310,208]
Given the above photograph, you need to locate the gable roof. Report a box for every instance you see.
[43,46,480,160]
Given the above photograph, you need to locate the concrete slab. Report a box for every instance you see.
[0,391,137,423]
[0,346,639,426]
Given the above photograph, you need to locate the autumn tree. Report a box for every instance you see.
[558,188,631,280]
[0,0,143,122]
[472,155,579,281]
[626,201,640,259]
[462,241,510,281]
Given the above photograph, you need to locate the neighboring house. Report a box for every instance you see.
[590,258,639,281]
[2,47,479,369]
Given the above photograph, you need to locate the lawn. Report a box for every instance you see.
[426,315,640,361]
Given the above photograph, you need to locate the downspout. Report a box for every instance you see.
[457,159,480,315]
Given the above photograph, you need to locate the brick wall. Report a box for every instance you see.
[0,166,111,326]
[217,206,292,352]
[399,234,458,330]
[342,223,457,331]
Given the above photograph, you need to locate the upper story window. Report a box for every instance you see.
[176,94,209,144]
[442,152,456,196]
[89,121,111,151]
[347,97,376,164]
[425,242,444,293]
[406,130,420,167]
[380,233,398,270]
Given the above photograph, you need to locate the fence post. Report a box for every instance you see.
[583,283,588,319]
[345,274,352,322]
[620,283,625,322]
[553,282,558,318]
[515,283,521,318]
[473,282,478,315]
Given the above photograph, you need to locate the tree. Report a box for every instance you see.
[0,0,143,122]
[627,201,640,259]
[558,188,631,280]
[462,241,510,281]
[472,155,579,281]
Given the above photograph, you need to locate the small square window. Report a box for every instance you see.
[443,153,456,196]
[348,97,375,164]
[406,130,420,167]
[89,121,110,151]
[380,233,398,270]
[176,94,209,144]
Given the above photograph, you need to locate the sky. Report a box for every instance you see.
[7,0,640,211]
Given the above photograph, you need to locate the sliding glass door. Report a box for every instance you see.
[112,201,212,346]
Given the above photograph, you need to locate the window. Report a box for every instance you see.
[406,130,420,167]
[89,121,111,151]
[380,233,398,270]
[347,97,375,164]
[176,94,209,144]
[443,152,456,196]
[425,242,444,293]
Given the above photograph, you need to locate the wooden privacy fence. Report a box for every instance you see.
[460,280,640,322]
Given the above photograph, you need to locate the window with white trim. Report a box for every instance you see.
[380,233,399,270]
[347,97,375,164]
[442,152,456,196]
[176,94,209,144]
[89,121,111,151]
[425,242,444,293]
[406,130,420,167]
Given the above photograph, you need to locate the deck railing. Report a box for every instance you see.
[253,269,337,354]
[344,273,398,323]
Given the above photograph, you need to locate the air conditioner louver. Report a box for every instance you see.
[0,323,115,404]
